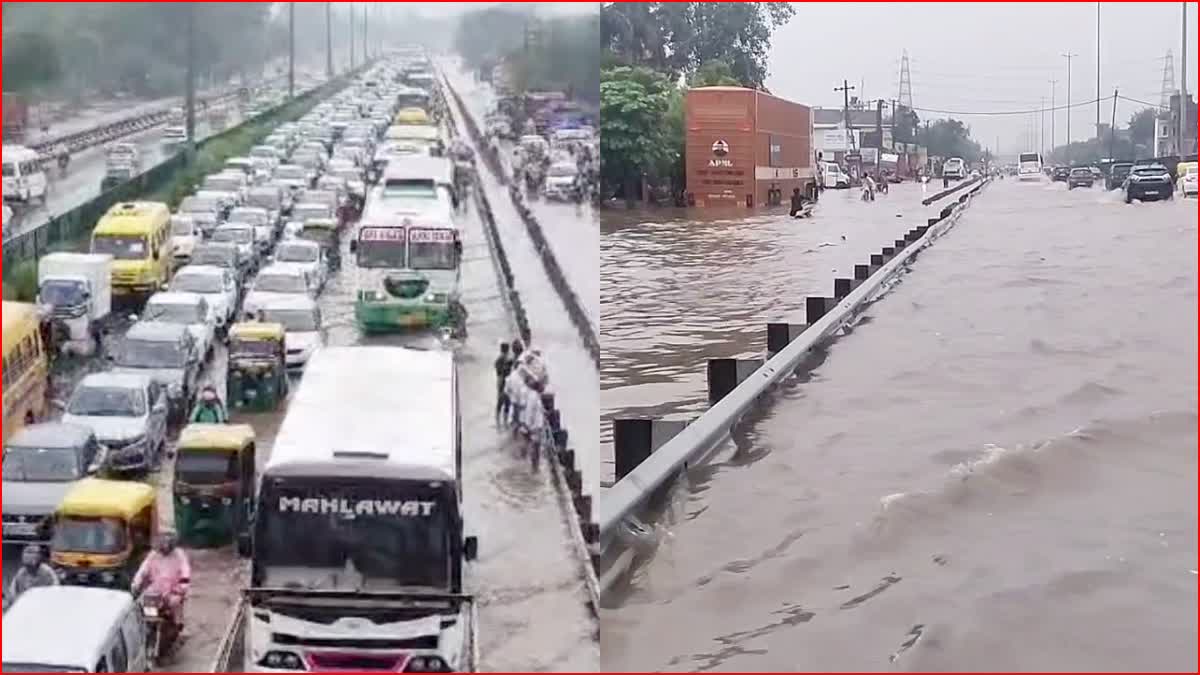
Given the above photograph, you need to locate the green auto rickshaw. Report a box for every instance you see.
[173,423,257,552]
[226,322,289,412]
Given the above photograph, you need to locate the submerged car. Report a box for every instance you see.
[1067,167,1094,190]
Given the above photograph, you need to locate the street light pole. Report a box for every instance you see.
[1096,3,1102,140]
[350,4,356,71]
[1063,53,1077,150]
[185,4,196,145]
[326,2,333,79]
[1181,2,1188,155]
[1049,79,1057,157]
[287,2,295,99]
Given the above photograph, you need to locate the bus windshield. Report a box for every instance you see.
[92,235,148,261]
[254,480,452,591]
[356,227,406,268]
[408,228,457,270]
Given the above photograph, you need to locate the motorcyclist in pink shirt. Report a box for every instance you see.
[133,532,191,629]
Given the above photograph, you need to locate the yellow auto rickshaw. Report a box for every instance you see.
[50,478,157,589]
[393,107,430,126]
[226,322,289,412]
[173,423,257,553]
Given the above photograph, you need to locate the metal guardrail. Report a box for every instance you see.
[3,78,342,275]
[443,81,600,368]
[922,175,982,205]
[595,179,991,591]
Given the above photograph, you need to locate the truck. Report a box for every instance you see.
[36,253,113,357]
[3,93,29,141]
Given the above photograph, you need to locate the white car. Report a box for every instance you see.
[244,263,315,312]
[167,265,240,329]
[272,163,312,191]
[169,214,199,265]
[60,372,169,473]
[942,157,966,180]
[258,295,324,369]
[272,239,327,291]
[141,291,217,359]
[227,206,274,254]
[210,223,258,267]
[542,162,580,201]
[1178,168,1197,197]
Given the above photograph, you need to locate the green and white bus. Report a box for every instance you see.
[351,161,462,334]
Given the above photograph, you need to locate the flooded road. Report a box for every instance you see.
[443,60,601,498]
[600,183,942,482]
[600,180,1198,671]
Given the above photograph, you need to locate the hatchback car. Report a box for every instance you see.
[60,372,169,472]
[1067,167,1094,190]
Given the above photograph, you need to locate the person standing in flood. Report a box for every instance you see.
[494,342,515,425]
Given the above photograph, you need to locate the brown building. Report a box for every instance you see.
[685,86,816,208]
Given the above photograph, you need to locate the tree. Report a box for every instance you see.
[600,66,675,200]
[1127,107,1158,149]
[923,118,984,162]
[601,2,794,88]
[2,31,62,93]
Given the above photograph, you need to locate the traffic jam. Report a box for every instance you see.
[2,48,568,673]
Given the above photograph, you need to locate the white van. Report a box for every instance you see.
[2,144,48,204]
[2,586,150,672]
[942,157,966,180]
[821,162,850,189]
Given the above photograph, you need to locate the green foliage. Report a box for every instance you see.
[456,8,600,102]
[923,118,984,163]
[2,31,62,93]
[601,2,794,88]
[600,66,675,196]
[1126,107,1158,149]
[5,261,39,302]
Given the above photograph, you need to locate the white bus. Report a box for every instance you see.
[2,145,47,204]
[1017,152,1044,181]
[245,346,477,673]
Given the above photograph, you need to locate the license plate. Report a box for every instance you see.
[3,522,38,536]
[1143,190,1158,196]
[143,606,159,618]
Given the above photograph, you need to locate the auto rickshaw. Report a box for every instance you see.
[298,218,341,271]
[226,322,289,412]
[50,478,156,589]
[173,423,257,553]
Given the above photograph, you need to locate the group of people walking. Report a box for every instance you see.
[494,339,554,470]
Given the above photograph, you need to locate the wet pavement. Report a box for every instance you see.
[600,180,1197,671]
[10,112,242,238]
[444,60,601,498]
[600,183,942,483]
[443,58,600,331]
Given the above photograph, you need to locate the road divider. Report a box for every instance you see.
[443,82,600,368]
[443,73,601,617]
[595,178,991,597]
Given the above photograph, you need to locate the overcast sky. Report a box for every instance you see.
[765,2,1198,155]
[407,2,597,18]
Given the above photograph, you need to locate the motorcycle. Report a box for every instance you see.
[860,184,875,202]
[140,589,183,666]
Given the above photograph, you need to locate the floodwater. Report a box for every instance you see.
[600,180,1198,671]
[4,79,599,672]
[600,183,942,483]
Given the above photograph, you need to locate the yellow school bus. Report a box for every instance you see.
[90,201,172,300]
[2,301,48,444]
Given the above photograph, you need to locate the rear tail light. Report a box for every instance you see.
[404,656,451,672]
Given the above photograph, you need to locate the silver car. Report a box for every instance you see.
[2,423,105,546]
[60,372,169,473]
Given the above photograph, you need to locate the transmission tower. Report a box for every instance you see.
[897,50,914,110]
[1159,49,1177,111]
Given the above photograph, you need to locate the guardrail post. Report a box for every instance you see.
[806,296,836,323]
[894,239,907,251]
[905,229,920,242]
[613,418,693,479]
[706,358,764,406]
[834,277,854,298]
[881,246,896,260]
[854,264,871,281]
[766,322,807,357]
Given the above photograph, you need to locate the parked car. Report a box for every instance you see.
[1123,163,1174,203]
[1067,167,1094,190]
[60,372,169,472]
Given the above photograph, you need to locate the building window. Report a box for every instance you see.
[768,135,782,167]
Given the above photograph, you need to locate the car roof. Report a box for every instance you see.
[175,264,226,278]
[148,291,204,305]
[3,586,135,670]
[259,294,318,311]
[6,422,94,449]
[258,263,306,277]
[126,320,190,341]
[79,371,152,389]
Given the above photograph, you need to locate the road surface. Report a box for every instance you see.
[600,180,1198,671]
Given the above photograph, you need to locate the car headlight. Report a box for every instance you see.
[260,651,304,670]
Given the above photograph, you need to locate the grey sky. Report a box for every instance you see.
[765,2,1197,155]
[406,2,597,18]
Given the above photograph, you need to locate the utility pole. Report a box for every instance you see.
[875,99,884,175]
[1180,2,1188,155]
[362,1,368,64]
[1109,88,1119,161]
[185,3,196,145]
[350,4,356,71]
[1096,3,1102,140]
[1040,97,1045,156]
[835,79,856,148]
[287,2,295,99]
[325,2,333,79]
[1049,79,1057,157]
[1063,53,1077,150]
